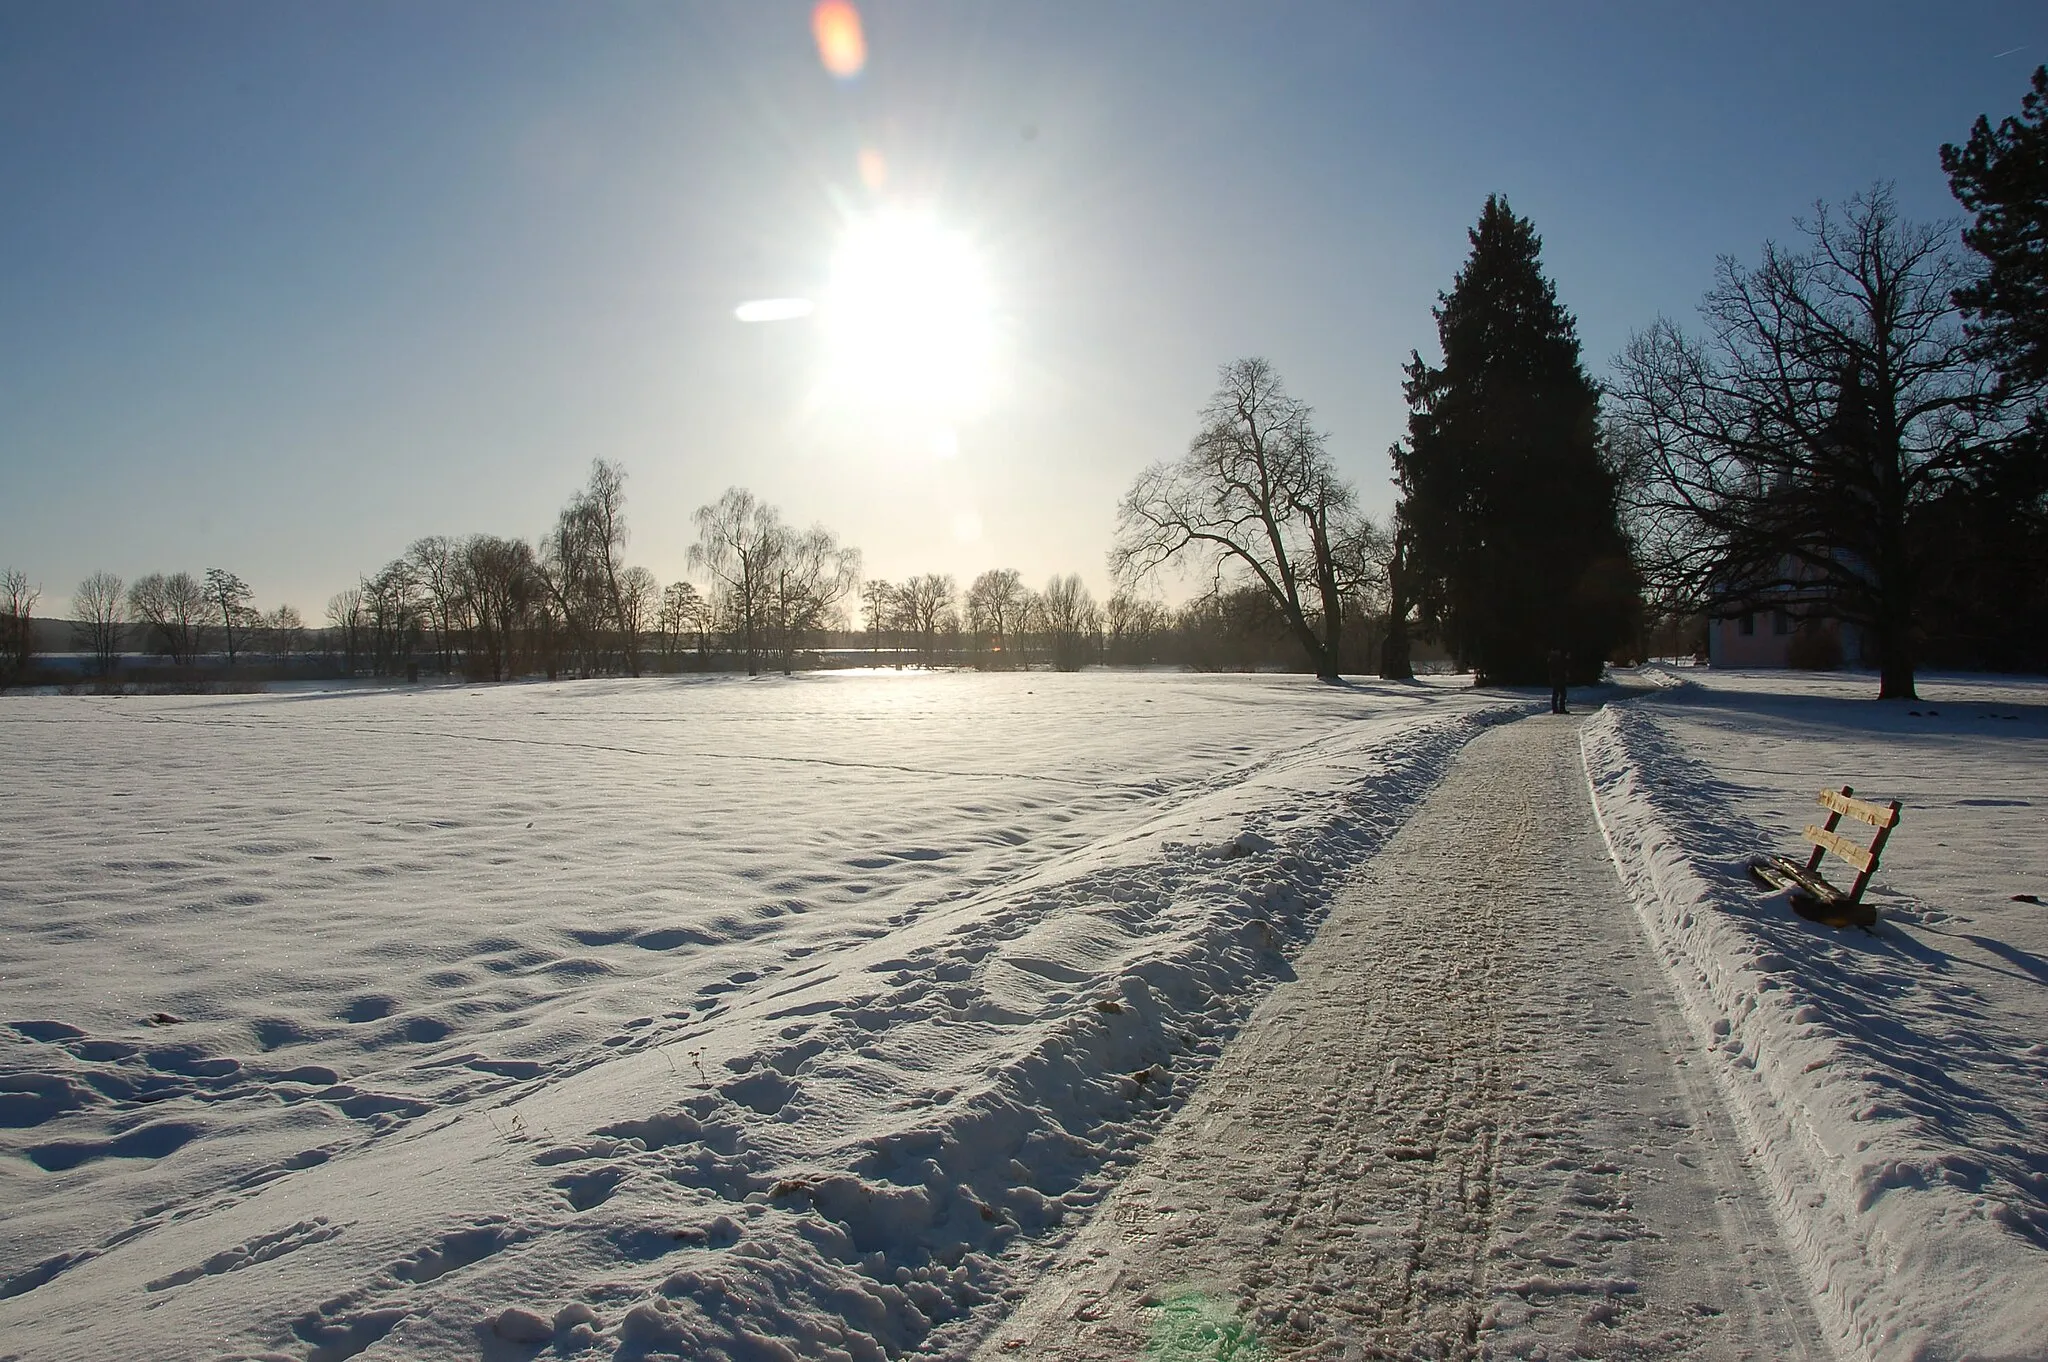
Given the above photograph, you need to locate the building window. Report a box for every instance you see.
[1774,610,1791,635]
[1739,613,1755,636]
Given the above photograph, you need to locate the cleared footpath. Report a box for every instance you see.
[978,710,1832,1361]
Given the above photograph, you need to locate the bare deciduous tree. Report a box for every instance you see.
[766,527,860,675]
[457,535,538,682]
[541,520,602,675]
[540,460,637,675]
[1104,589,1170,665]
[129,572,207,665]
[72,572,124,677]
[2,568,40,685]
[861,579,905,665]
[965,568,1027,667]
[690,488,783,676]
[326,588,366,674]
[204,568,254,664]
[1038,574,1100,671]
[900,574,956,668]
[582,460,636,674]
[617,565,659,674]
[1374,519,1420,680]
[262,604,304,664]
[406,536,465,675]
[657,580,706,666]
[361,561,422,677]
[1611,185,2001,699]
[688,487,862,676]
[1113,358,1358,680]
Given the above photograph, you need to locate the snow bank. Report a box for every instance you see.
[1,672,1520,1359]
[1582,675,2048,1362]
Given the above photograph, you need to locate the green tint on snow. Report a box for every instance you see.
[1146,1289,1267,1362]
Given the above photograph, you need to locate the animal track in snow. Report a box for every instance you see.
[27,1119,203,1172]
[145,1217,344,1291]
[291,1300,409,1362]
[553,1166,625,1211]
[0,1250,94,1302]
[389,1220,528,1285]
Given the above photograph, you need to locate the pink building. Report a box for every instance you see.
[1707,606,1864,669]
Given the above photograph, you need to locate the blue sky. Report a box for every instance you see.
[2,2,2043,616]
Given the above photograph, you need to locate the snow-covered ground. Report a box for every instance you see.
[1584,668,2048,1362]
[0,671,1522,1360]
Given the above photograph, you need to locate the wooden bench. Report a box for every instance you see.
[1747,786,1902,929]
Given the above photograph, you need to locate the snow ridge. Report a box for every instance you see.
[1582,695,2048,1362]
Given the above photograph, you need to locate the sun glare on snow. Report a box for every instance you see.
[812,1,866,78]
[824,210,993,416]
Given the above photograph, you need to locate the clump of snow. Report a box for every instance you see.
[1,671,1524,1359]
[1583,670,2048,1361]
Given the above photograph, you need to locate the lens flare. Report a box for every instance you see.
[812,1,866,79]
[858,146,888,190]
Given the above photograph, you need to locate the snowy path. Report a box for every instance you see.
[977,712,1829,1360]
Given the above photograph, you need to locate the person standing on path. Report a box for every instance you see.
[1547,647,1569,713]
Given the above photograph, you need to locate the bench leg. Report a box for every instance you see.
[1844,801,1901,907]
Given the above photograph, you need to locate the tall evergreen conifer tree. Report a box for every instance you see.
[1943,64,2048,389]
[1392,196,1634,685]
[1932,66,2048,672]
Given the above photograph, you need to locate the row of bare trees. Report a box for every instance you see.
[848,568,1375,674]
[329,535,544,681]
[859,570,1105,670]
[3,567,306,678]
[312,468,861,681]
[688,488,860,676]
[323,461,666,681]
[8,394,1396,686]
[0,554,1339,689]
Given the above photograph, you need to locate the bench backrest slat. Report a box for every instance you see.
[1804,822,1876,873]
[1817,788,1900,829]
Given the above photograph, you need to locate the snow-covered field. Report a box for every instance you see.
[1584,669,2048,1362]
[0,671,1521,1360]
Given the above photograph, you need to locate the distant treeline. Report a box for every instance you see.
[0,465,1407,687]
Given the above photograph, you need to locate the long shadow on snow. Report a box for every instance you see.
[1652,675,2048,749]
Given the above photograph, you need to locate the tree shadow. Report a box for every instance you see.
[1652,673,2048,748]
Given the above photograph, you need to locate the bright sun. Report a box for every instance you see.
[823,210,993,416]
